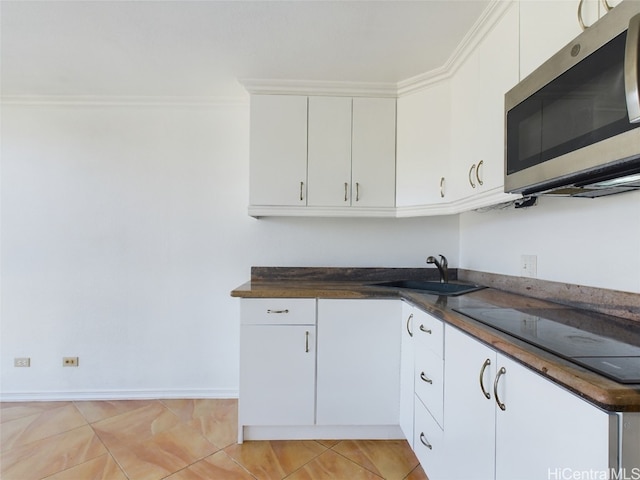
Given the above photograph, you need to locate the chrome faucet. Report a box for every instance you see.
[427,254,448,283]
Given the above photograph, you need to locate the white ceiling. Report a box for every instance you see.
[0,0,490,99]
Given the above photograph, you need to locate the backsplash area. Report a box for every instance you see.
[459,270,640,323]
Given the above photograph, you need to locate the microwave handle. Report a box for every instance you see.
[625,13,640,123]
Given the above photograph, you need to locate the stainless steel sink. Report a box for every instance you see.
[371,280,485,296]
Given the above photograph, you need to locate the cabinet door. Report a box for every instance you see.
[307,96,353,207]
[351,97,396,207]
[239,325,315,426]
[249,95,308,206]
[519,0,600,80]
[449,48,479,202]
[494,354,611,480]
[399,303,416,445]
[477,2,519,195]
[443,326,497,480]
[316,299,401,425]
[396,82,451,206]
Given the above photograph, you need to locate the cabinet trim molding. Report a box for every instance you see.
[240,78,398,98]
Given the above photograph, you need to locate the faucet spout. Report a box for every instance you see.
[427,254,448,283]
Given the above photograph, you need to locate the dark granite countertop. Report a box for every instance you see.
[231,267,640,412]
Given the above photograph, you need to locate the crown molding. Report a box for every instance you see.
[0,95,249,107]
[239,79,398,98]
[397,0,514,96]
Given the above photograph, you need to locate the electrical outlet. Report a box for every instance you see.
[63,357,79,367]
[14,357,31,367]
[521,255,538,278]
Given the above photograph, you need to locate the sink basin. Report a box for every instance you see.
[371,280,485,296]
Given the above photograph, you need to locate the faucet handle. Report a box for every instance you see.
[439,254,448,269]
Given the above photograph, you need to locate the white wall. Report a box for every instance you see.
[459,193,640,293]
[0,102,459,400]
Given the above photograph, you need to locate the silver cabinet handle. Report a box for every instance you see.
[494,366,507,411]
[420,372,433,384]
[406,313,413,338]
[479,358,492,400]
[299,181,304,201]
[419,432,432,450]
[305,331,310,353]
[578,0,587,30]
[625,12,640,122]
[267,309,289,314]
[476,160,484,186]
[419,324,432,334]
[468,164,476,188]
[344,182,349,202]
[602,0,612,12]
[356,182,360,202]
[439,177,445,198]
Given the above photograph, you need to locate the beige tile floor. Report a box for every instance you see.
[0,399,428,480]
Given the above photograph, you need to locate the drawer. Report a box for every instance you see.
[414,346,444,428]
[412,308,443,359]
[241,298,316,325]
[413,396,444,476]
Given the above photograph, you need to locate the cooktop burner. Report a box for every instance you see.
[453,307,640,384]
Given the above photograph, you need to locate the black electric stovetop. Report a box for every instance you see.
[453,307,640,384]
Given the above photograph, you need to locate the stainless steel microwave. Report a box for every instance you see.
[505,1,640,198]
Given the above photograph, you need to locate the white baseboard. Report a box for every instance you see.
[239,424,404,443]
[0,388,239,402]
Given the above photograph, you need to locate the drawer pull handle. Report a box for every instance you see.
[440,177,445,198]
[420,372,433,384]
[419,432,433,450]
[300,181,304,201]
[356,182,360,202]
[494,366,507,411]
[344,182,349,202]
[419,324,432,334]
[406,314,414,337]
[305,331,310,353]
[468,163,477,188]
[479,358,492,399]
[267,309,289,314]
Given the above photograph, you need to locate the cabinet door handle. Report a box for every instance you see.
[476,160,484,186]
[602,0,612,12]
[299,181,304,201]
[356,182,360,202]
[305,331,310,353]
[419,432,433,450]
[440,177,445,198]
[494,366,507,411]
[468,164,477,188]
[419,324,432,334]
[267,309,289,314]
[479,358,492,399]
[406,313,414,337]
[420,372,433,384]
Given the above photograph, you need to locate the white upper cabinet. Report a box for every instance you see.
[308,96,396,208]
[449,2,519,206]
[248,94,396,216]
[351,97,397,208]
[519,0,606,80]
[249,95,308,207]
[396,81,451,209]
[307,96,353,207]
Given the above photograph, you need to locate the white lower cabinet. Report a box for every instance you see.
[239,297,403,441]
[441,325,612,480]
[316,299,401,425]
[239,299,316,433]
